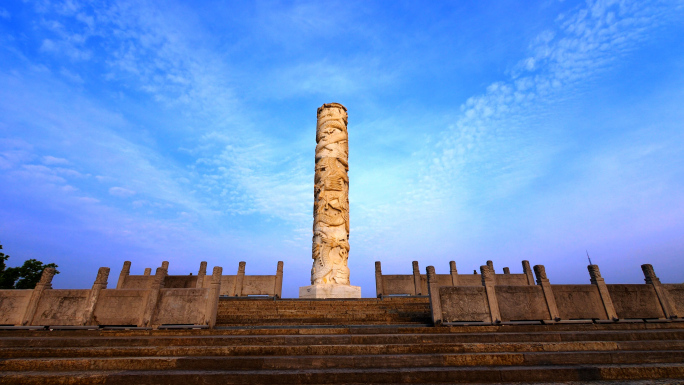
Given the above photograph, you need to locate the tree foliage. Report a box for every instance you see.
[0,244,59,289]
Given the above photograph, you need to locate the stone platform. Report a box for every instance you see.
[299,283,361,299]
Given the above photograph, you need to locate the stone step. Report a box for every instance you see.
[2,351,684,372]
[2,363,684,384]
[2,340,683,359]
[1,322,681,339]
[2,329,683,348]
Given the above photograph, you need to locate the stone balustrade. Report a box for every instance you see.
[0,261,283,328]
[375,260,534,297]
[426,262,682,325]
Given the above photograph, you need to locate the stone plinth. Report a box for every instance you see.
[299,284,361,299]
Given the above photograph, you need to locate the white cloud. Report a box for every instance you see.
[42,155,70,165]
[109,186,136,198]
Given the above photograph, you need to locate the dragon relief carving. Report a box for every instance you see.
[311,103,351,286]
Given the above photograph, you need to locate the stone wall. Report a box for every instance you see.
[428,262,683,325]
[375,260,534,297]
[0,263,232,328]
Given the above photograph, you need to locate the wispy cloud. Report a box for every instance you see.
[109,187,136,198]
[350,0,684,257]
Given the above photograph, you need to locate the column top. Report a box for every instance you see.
[317,103,347,114]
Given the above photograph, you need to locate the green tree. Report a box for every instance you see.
[0,244,59,289]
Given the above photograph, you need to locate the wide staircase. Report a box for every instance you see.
[1,298,684,384]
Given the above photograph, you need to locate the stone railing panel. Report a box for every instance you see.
[164,275,199,289]
[0,290,32,325]
[495,274,529,286]
[380,275,415,296]
[31,289,90,326]
[91,289,148,326]
[663,284,684,315]
[439,286,490,323]
[456,275,482,286]
[496,285,550,322]
[241,276,278,296]
[607,284,665,319]
[152,288,209,326]
[553,284,607,320]
[120,275,153,289]
[218,276,238,296]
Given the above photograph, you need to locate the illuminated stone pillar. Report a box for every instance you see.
[300,103,361,298]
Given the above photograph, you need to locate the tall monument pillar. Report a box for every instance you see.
[300,103,361,298]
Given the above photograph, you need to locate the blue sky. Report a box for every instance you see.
[1,0,683,297]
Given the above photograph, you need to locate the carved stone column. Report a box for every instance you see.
[196,261,207,288]
[642,264,677,319]
[533,264,560,322]
[481,265,501,323]
[83,267,109,325]
[588,264,618,321]
[117,261,131,289]
[412,261,422,295]
[522,260,535,285]
[427,266,443,326]
[22,267,55,326]
[449,261,458,286]
[300,103,361,298]
[375,261,384,298]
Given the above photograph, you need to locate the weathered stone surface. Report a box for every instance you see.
[31,289,89,326]
[152,288,209,326]
[91,289,147,326]
[299,284,361,299]
[664,283,684,315]
[440,286,490,322]
[0,290,31,325]
[608,284,665,319]
[553,284,607,320]
[496,285,550,321]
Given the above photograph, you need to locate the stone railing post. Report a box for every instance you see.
[642,264,677,319]
[205,266,223,328]
[481,265,501,323]
[274,261,284,299]
[534,265,560,321]
[522,260,535,285]
[22,267,55,326]
[412,261,422,295]
[196,261,208,288]
[449,261,458,286]
[83,267,109,325]
[486,260,494,273]
[503,267,510,274]
[375,261,384,297]
[143,268,151,276]
[235,261,246,297]
[426,266,443,326]
[161,261,169,271]
[141,267,167,328]
[116,261,131,289]
[589,264,618,321]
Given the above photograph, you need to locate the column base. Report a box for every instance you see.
[299,284,362,299]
